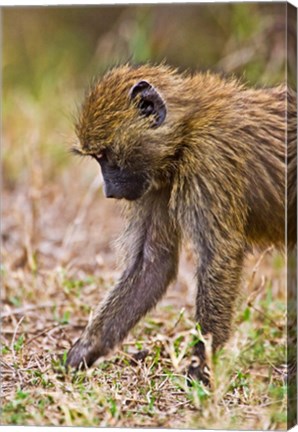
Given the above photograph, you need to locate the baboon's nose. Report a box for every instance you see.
[103,182,116,199]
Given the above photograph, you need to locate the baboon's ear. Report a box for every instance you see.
[129,80,167,128]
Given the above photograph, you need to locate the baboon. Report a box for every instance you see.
[66,64,297,386]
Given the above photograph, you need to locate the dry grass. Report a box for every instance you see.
[1,160,288,428]
[1,27,289,424]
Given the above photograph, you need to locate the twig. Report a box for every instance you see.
[1,301,66,319]
[170,308,185,332]
[10,316,24,354]
[248,304,283,330]
[10,316,25,386]
[0,360,15,370]
[25,323,61,345]
[246,246,273,291]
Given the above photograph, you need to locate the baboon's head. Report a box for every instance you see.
[73,64,184,200]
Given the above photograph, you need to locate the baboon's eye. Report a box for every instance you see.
[129,80,167,128]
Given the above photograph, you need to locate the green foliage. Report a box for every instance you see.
[129,8,153,63]
[2,389,32,425]
[188,379,210,405]
[2,345,10,355]
[229,370,250,395]
[8,295,22,307]
[13,335,25,353]
[231,3,260,40]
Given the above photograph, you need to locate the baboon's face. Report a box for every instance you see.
[96,78,167,200]
[74,67,170,201]
[95,151,149,201]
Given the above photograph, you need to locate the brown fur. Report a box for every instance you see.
[67,64,297,382]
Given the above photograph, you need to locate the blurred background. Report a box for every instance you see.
[2,3,296,269]
[1,4,296,428]
[2,3,296,190]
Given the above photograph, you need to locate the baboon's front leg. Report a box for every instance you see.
[66,191,180,370]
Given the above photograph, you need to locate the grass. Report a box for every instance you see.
[1,195,288,428]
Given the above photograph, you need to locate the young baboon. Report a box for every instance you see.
[66,64,297,386]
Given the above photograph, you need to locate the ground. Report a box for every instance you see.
[1,160,288,429]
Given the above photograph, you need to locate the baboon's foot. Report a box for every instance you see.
[66,335,101,370]
[187,356,212,387]
[187,338,213,389]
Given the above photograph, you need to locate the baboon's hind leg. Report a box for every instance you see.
[188,245,244,387]
[187,335,213,388]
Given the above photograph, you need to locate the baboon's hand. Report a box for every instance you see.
[66,336,100,370]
